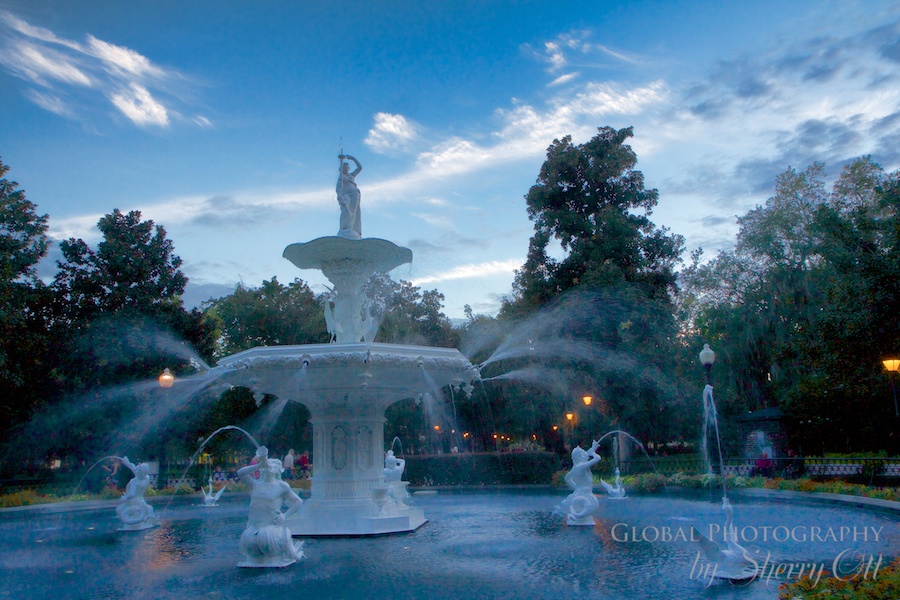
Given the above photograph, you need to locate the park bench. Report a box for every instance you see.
[882,463,900,477]
[804,463,862,477]
[723,464,752,477]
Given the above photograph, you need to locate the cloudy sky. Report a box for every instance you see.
[1,1,899,318]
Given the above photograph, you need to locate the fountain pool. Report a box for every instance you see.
[2,489,897,599]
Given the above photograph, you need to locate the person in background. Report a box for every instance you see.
[297,450,311,479]
[283,449,296,480]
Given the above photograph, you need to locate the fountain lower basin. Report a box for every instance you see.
[211,342,478,535]
[3,490,897,598]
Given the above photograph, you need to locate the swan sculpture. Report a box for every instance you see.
[599,467,626,499]
[202,476,227,506]
[692,498,757,582]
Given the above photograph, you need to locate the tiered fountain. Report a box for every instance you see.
[206,155,479,535]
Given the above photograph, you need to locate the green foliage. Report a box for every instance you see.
[0,158,52,433]
[679,157,900,454]
[204,276,328,357]
[778,557,900,600]
[54,209,187,322]
[364,273,459,348]
[403,452,564,486]
[504,126,683,315]
[495,127,691,448]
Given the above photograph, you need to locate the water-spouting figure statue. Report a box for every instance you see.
[236,446,305,567]
[116,456,159,531]
[692,498,757,582]
[383,449,405,482]
[600,467,626,499]
[201,476,226,506]
[556,440,602,526]
[383,449,410,507]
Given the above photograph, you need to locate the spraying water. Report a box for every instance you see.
[163,425,260,512]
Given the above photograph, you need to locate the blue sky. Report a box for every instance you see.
[1,1,899,318]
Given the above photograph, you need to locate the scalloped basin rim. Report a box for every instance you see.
[216,342,475,367]
[282,236,412,272]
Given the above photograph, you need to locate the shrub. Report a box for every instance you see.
[778,557,900,599]
[629,473,667,493]
[404,452,564,486]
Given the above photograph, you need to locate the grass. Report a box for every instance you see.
[548,470,900,502]
[0,478,311,509]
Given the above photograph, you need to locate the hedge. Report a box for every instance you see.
[404,451,564,486]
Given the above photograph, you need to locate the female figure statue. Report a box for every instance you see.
[116,456,159,531]
[336,154,362,239]
[237,446,305,567]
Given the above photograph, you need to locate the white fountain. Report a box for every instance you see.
[208,154,479,535]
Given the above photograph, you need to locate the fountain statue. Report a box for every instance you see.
[692,498,757,582]
[383,449,411,507]
[201,476,226,506]
[693,344,757,581]
[236,446,305,567]
[336,154,362,240]
[383,449,405,482]
[555,440,601,526]
[206,152,479,535]
[600,467,626,499]
[116,456,159,531]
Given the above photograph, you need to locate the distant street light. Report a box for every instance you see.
[581,396,593,439]
[883,359,900,417]
[699,344,715,386]
[565,412,575,448]
[158,368,175,388]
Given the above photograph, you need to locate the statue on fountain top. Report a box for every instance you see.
[237,446,305,567]
[556,440,602,526]
[336,154,362,239]
[116,456,159,531]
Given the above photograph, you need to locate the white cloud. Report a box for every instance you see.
[364,112,419,153]
[411,212,456,230]
[87,35,164,78]
[110,82,169,126]
[411,259,522,286]
[0,10,195,129]
[548,72,579,87]
[5,43,92,86]
[544,41,566,71]
[24,89,72,117]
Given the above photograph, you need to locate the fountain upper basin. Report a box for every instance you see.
[213,342,479,410]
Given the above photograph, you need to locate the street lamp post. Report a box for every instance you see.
[565,411,575,448]
[883,359,899,418]
[157,368,175,488]
[582,395,593,442]
[699,344,715,386]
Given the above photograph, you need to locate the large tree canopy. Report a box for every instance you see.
[503,126,683,316]
[680,156,900,454]
[204,277,329,358]
[494,128,689,446]
[50,209,215,392]
[0,159,52,430]
[54,209,187,324]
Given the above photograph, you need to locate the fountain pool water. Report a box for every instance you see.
[2,489,897,599]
